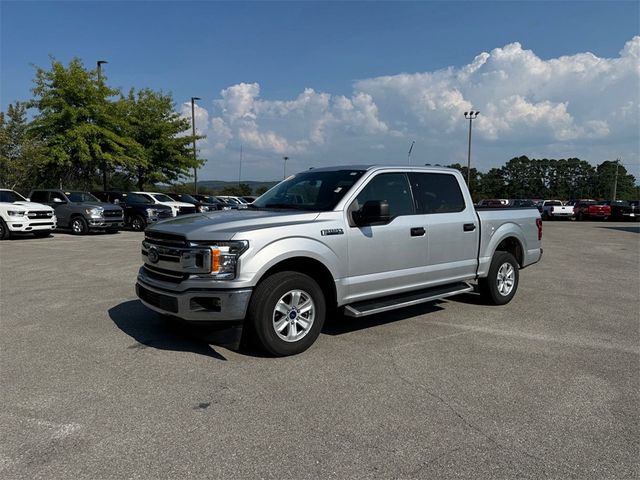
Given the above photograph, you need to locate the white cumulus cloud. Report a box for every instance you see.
[191,36,639,181]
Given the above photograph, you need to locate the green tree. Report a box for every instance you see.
[120,88,201,190]
[218,183,252,196]
[593,160,637,200]
[0,102,46,190]
[28,57,142,188]
[255,186,270,196]
[477,167,506,199]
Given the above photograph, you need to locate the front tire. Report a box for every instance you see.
[70,216,88,235]
[131,215,147,231]
[247,271,326,356]
[0,218,10,240]
[479,251,520,305]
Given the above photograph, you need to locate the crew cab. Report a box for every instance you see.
[540,200,574,220]
[92,191,173,231]
[136,166,543,356]
[28,189,124,234]
[572,200,611,221]
[0,189,56,240]
[131,192,196,217]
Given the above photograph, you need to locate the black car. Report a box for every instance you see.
[165,193,221,212]
[598,200,639,221]
[93,191,173,231]
[192,194,229,210]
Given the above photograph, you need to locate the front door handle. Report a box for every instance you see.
[463,223,476,232]
[410,227,426,236]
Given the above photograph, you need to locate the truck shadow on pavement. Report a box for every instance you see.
[108,300,234,361]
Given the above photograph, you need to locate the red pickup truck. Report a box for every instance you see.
[573,200,611,221]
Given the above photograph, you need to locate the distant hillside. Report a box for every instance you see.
[198,180,279,193]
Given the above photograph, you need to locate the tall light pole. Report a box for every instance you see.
[612,158,620,201]
[97,60,108,83]
[97,60,108,190]
[191,97,201,194]
[238,144,243,186]
[283,156,289,179]
[464,110,480,188]
[407,140,415,165]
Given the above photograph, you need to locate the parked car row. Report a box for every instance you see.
[0,188,259,239]
[476,198,639,221]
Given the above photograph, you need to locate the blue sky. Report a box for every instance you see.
[2,1,639,181]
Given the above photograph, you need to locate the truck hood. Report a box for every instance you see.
[4,201,54,211]
[72,202,122,211]
[147,209,321,241]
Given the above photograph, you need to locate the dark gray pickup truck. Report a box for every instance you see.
[28,189,124,234]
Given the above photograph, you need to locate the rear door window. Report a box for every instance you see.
[409,173,466,214]
[29,191,48,203]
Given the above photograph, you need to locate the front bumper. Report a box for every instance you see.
[7,220,57,232]
[136,277,252,322]
[88,218,124,229]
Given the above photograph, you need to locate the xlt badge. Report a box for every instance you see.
[321,228,344,236]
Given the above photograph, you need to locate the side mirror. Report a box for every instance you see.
[353,200,390,226]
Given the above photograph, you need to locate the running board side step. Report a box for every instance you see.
[343,282,474,318]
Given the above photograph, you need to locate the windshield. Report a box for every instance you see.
[68,191,100,202]
[126,193,153,204]
[253,169,366,211]
[174,194,197,203]
[151,193,175,203]
[0,190,26,203]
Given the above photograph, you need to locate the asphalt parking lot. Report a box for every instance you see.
[1,221,638,479]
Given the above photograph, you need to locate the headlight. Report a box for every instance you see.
[192,240,249,280]
[7,210,27,217]
[146,208,157,217]
[85,207,104,217]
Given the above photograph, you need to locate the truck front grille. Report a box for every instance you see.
[178,206,196,215]
[27,211,53,219]
[142,264,189,283]
[103,210,123,218]
[144,231,187,247]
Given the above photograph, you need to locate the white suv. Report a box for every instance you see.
[0,189,57,239]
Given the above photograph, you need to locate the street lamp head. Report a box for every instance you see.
[97,60,108,66]
[464,111,468,116]
[191,97,201,102]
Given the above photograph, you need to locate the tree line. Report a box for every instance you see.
[0,57,201,193]
[1,58,637,200]
[448,156,638,201]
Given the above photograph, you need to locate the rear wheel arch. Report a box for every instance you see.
[494,236,524,267]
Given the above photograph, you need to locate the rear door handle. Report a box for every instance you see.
[410,227,426,236]
[463,223,476,232]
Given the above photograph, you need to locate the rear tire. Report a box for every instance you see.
[247,271,326,356]
[0,218,10,240]
[70,216,88,235]
[479,251,520,305]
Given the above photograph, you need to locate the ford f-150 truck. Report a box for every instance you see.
[136,166,543,356]
[0,189,57,239]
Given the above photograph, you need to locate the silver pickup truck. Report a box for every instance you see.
[136,165,542,356]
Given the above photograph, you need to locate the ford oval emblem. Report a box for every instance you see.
[147,247,160,264]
